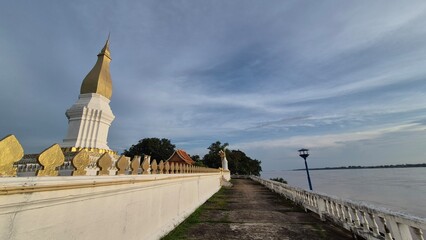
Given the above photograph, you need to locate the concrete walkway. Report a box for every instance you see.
[170,178,354,240]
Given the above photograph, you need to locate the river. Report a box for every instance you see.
[261,167,426,218]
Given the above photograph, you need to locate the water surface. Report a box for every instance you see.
[262,168,426,218]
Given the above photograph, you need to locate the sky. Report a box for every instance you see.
[1,1,426,171]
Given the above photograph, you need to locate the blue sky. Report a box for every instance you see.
[1,1,426,170]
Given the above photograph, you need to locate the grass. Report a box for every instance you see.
[161,206,203,240]
[161,187,229,240]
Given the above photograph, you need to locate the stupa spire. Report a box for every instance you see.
[99,33,111,59]
[80,36,112,99]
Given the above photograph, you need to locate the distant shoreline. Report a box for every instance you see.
[293,163,426,171]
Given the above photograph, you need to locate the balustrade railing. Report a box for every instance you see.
[0,134,220,177]
[252,176,425,240]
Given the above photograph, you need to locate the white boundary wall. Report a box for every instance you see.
[0,172,229,240]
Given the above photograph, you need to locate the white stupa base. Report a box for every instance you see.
[62,93,115,151]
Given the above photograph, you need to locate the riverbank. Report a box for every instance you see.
[293,163,426,171]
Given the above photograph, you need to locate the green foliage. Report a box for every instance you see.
[123,138,175,161]
[202,141,229,169]
[270,177,287,184]
[202,141,262,176]
[227,149,262,176]
[190,154,205,167]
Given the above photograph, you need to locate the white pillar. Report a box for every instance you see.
[222,156,228,170]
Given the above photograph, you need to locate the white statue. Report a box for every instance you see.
[218,150,229,171]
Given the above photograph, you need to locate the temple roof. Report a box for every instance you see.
[167,149,195,165]
[80,37,112,99]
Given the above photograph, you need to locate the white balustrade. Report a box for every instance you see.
[251,176,425,240]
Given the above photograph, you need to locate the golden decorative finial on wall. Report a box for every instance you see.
[159,160,164,174]
[97,153,112,175]
[165,161,170,174]
[170,162,175,174]
[37,144,65,177]
[151,160,158,174]
[0,134,24,177]
[131,156,140,175]
[116,155,129,175]
[71,150,90,176]
[141,155,150,174]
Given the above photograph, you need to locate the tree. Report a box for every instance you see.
[123,138,176,161]
[190,154,205,167]
[202,141,262,176]
[270,177,287,184]
[203,141,229,169]
[227,150,262,176]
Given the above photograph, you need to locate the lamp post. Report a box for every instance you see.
[298,148,313,191]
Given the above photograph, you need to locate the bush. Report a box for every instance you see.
[270,177,287,184]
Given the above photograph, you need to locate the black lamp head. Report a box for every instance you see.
[298,148,309,159]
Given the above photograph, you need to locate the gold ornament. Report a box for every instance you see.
[37,144,64,177]
[0,135,24,177]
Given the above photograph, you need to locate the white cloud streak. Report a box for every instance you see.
[234,123,426,150]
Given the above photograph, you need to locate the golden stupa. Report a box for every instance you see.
[80,37,112,99]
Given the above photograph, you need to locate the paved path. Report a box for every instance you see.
[174,178,354,240]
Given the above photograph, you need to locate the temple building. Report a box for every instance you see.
[167,149,195,165]
[61,38,115,154]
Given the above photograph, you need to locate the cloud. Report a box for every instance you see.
[234,123,426,150]
[1,1,426,170]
